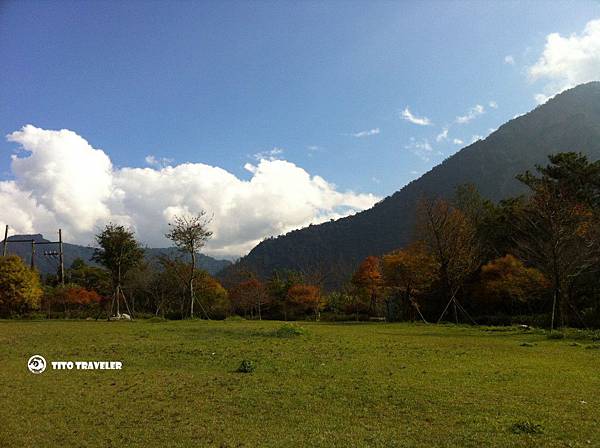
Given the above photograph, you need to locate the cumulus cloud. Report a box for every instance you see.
[7,125,114,234]
[2,125,380,257]
[471,135,483,143]
[488,101,498,109]
[504,55,515,65]
[452,138,464,145]
[401,107,432,126]
[351,128,380,138]
[529,18,600,103]
[456,104,485,124]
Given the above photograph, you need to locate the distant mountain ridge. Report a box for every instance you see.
[221,82,600,288]
[1,234,231,276]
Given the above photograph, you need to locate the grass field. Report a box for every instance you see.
[1,320,599,447]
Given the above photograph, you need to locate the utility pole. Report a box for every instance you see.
[58,229,65,285]
[2,225,7,256]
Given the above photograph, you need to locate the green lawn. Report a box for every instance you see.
[1,320,598,447]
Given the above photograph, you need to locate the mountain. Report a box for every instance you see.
[221,82,600,288]
[1,234,231,276]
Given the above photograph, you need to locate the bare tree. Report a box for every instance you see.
[165,212,213,318]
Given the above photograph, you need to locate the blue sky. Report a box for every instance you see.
[1,1,599,255]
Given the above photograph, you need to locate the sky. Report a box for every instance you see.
[1,0,600,258]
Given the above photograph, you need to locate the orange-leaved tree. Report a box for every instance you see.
[478,254,549,315]
[381,241,438,321]
[286,284,324,320]
[229,278,267,319]
[351,256,383,316]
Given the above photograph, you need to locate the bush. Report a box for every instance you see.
[272,323,306,338]
[225,315,245,321]
[547,332,565,340]
[510,421,543,434]
[237,359,256,373]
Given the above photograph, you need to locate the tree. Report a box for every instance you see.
[381,242,438,321]
[416,197,480,323]
[66,258,111,297]
[195,271,230,319]
[351,256,383,316]
[43,284,101,314]
[266,270,304,320]
[165,213,213,318]
[0,255,42,316]
[477,255,549,315]
[513,158,600,330]
[93,224,144,317]
[287,284,324,320]
[230,278,266,319]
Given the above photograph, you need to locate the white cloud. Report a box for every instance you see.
[351,128,380,138]
[435,127,449,143]
[471,135,483,143]
[307,145,320,151]
[488,101,498,109]
[3,125,380,257]
[456,104,485,124]
[405,138,433,161]
[504,55,515,65]
[529,18,600,103]
[145,155,173,168]
[401,107,432,126]
[452,138,464,145]
[7,125,113,234]
[253,147,284,161]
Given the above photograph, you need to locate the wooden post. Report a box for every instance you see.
[31,240,35,270]
[58,229,65,286]
[2,225,7,256]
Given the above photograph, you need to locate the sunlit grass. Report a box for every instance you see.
[1,320,598,447]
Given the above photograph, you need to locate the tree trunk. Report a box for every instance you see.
[550,288,558,332]
[190,251,195,318]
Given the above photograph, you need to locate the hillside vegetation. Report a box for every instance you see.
[224,83,600,288]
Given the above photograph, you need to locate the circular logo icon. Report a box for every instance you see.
[27,355,47,374]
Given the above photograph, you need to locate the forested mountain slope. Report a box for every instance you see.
[222,82,600,287]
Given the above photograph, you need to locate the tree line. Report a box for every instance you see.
[1,152,600,329]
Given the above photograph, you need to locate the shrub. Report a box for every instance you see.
[547,332,565,340]
[225,315,245,321]
[237,359,256,373]
[510,421,543,434]
[272,323,306,338]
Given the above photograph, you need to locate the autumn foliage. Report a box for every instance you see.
[0,255,42,316]
[478,255,549,307]
[286,284,324,319]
